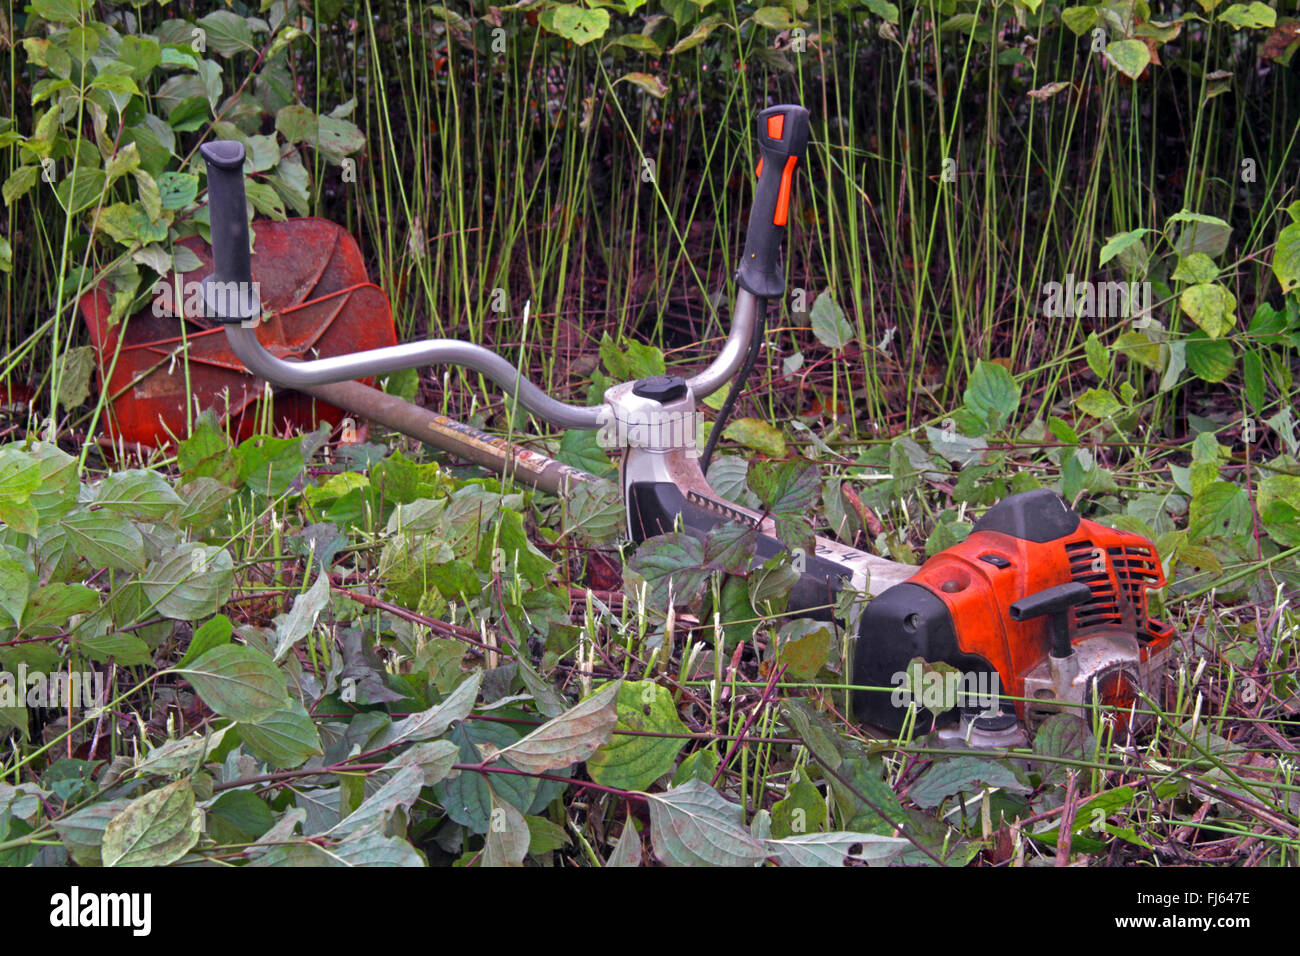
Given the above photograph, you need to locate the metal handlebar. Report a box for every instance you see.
[199,100,799,428]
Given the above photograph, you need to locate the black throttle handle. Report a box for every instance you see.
[1009,581,1094,660]
[735,104,810,299]
[199,140,260,323]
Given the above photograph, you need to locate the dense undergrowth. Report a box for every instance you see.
[1,1,1299,865]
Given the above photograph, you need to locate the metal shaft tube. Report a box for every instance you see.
[300,379,596,496]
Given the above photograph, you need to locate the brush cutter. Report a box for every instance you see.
[195,108,1175,745]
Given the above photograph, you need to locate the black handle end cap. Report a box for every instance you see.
[200,140,246,171]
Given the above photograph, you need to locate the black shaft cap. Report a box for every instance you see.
[631,375,688,404]
[199,140,245,171]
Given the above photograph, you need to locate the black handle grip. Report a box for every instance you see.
[199,140,259,323]
[735,105,810,299]
[1010,581,1093,659]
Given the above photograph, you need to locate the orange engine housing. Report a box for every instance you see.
[851,489,1175,732]
[909,519,1175,719]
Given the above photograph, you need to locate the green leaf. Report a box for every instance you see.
[587,681,689,791]
[238,698,323,769]
[1188,481,1251,542]
[136,726,231,776]
[707,456,760,510]
[764,831,909,866]
[54,345,95,409]
[644,780,766,866]
[273,571,331,662]
[1217,2,1275,29]
[964,360,1020,434]
[177,477,235,530]
[77,632,151,666]
[810,289,853,350]
[175,644,286,723]
[566,479,625,545]
[1273,223,1300,293]
[1098,228,1152,267]
[40,509,146,573]
[671,750,721,788]
[598,332,665,380]
[514,656,567,719]
[375,671,482,747]
[776,618,833,680]
[667,15,724,54]
[178,614,233,669]
[26,582,99,632]
[102,779,202,867]
[93,468,184,521]
[1242,349,1267,413]
[722,418,786,458]
[26,442,78,526]
[31,0,90,22]
[748,460,816,520]
[557,428,616,478]
[770,768,827,838]
[617,72,668,98]
[197,10,257,56]
[434,718,540,833]
[525,814,571,855]
[1169,210,1232,258]
[158,171,199,210]
[235,434,307,497]
[140,544,234,619]
[206,790,275,846]
[540,4,610,45]
[863,0,900,23]
[609,33,664,54]
[1172,252,1219,283]
[1076,388,1122,420]
[178,412,238,485]
[1114,331,1162,372]
[703,521,757,576]
[1184,332,1236,383]
[906,756,1028,809]
[1104,40,1151,79]
[1256,476,1300,546]
[1179,282,1237,338]
[752,6,798,29]
[2,166,41,207]
[499,679,621,774]
[483,788,530,867]
[1061,5,1099,34]
[0,559,29,625]
[53,799,133,867]
[1083,332,1111,379]
[54,169,107,215]
[627,532,711,608]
